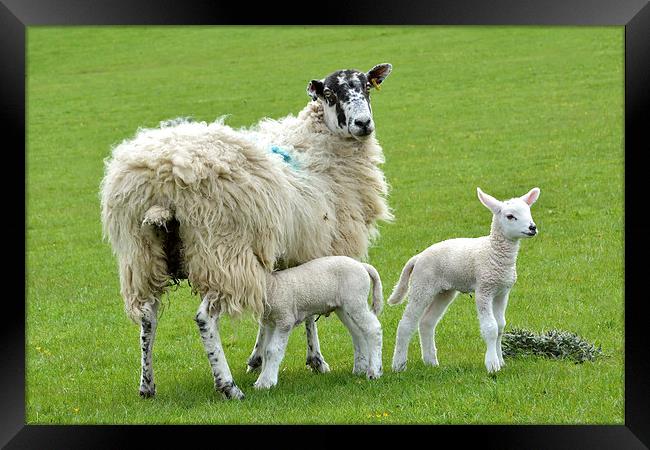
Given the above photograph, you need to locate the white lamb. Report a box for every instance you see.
[253,256,384,389]
[388,187,540,373]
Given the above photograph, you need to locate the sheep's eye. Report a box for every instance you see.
[506,214,517,220]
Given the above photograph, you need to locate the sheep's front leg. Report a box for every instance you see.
[139,302,159,398]
[254,326,291,389]
[475,291,501,374]
[492,291,510,367]
[195,296,244,400]
[305,316,330,373]
[246,324,266,373]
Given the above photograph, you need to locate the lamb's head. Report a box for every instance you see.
[477,187,540,240]
[306,63,392,140]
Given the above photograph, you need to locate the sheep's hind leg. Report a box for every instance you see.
[246,324,266,373]
[340,307,383,379]
[139,301,159,398]
[305,316,330,373]
[335,309,369,375]
[195,296,244,400]
[418,290,457,367]
[392,288,432,372]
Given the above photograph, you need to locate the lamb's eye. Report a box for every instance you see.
[506,214,516,220]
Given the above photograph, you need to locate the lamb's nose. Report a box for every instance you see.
[529,224,537,232]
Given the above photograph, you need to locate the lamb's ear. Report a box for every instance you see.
[477,187,502,214]
[521,187,540,206]
[306,79,325,100]
[367,63,392,89]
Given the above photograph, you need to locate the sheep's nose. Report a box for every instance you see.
[529,224,537,232]
[354,118,371,129]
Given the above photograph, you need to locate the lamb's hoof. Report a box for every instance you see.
[392,361,407,372]
[485,357,502,374]
[246,356,262,373]
[352,366,368,376]
[139,385,156,398]
[221,384,245,400]
[253,378,277,390]
[366,369,382,380]
[306,355,330,373]
[422,358,439,367]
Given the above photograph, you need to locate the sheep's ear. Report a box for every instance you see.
[521,187,540,206]
[306,79,325,100]
[367,63,392,89]
[477,187,502,214]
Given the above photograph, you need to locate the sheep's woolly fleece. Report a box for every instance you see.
[100,102,393,322]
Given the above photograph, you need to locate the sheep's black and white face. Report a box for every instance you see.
[307,63,392,140]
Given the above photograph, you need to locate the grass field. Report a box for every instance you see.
[26,26,624,424]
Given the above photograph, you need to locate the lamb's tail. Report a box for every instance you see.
[362,263,383,316]
[387,255,418,306]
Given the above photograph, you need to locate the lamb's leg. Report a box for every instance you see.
[194,296,244,400]
[418,290,457,367]
[335,309,369,375]
[305,316,330,373]
[246,324,266,373]
[392,290,432,372]
[254,325,291,389]
[353,309,383,380]
[139,301,159,398]
[475,291,501,373]
[492,291,509,367]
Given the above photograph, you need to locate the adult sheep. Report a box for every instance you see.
[100,63,394,399]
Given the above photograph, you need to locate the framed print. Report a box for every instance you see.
[7,0,649,447]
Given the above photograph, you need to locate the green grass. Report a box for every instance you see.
[26,26,624,424]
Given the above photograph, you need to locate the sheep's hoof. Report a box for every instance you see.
[391,361,407,372]
[221,384,245,400]
[139,385,156,398]
[246,356,262,373]
[306,355,330,373]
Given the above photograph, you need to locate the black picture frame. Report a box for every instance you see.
[6,0,648,448]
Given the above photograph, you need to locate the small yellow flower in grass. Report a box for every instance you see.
[383,412,389,417]
[73,408,79,413]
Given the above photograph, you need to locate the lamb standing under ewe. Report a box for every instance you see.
[252,256,384,389]
[100,64,393,399]
[389,187,540,373]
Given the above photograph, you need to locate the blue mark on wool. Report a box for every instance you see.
[270,145,300,170]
